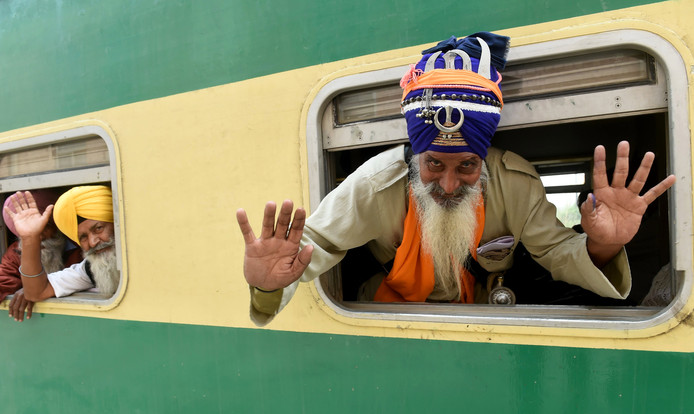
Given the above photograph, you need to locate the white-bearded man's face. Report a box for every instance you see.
[83,237,119,295]
[77,219,119,295]
[409,152,488,301]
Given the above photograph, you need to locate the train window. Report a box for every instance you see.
[0,125,123,307]
[305,30,691,330]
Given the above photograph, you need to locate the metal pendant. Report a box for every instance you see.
[488,275,516,305]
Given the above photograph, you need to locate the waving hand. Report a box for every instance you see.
[580,141,676,267]
[236,200,313,291]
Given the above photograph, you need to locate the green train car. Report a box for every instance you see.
[1,1,693,412]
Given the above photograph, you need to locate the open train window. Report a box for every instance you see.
[305,30,690,329]
[0,125,123,307]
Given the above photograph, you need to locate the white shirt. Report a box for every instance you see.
[47,260,94,298]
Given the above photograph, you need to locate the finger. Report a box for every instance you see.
[273,200,294,240]
[611,141,630,188]
[23,191,38,210]
[592,145,609,190]
[25,301,34,320]
[16,298,28,322]
[641,174,676,205]
[293,244,314,274]
[7,192,23,214]
[13,297,27,322]
[8,295,17,319]
[626,152,654,195]
[3,205,14,219]
[14,191,30,210]
[579,193,597,216]
[287,208,307,244]
[236,209,257,245]
[260,201,278,239]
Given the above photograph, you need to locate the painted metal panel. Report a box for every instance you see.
[0,0,664,132]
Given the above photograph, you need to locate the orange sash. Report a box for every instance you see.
[374,193,485,303]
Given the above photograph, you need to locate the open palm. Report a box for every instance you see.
[237,200,313,291]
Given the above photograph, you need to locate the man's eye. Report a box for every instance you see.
[458,162,478,173]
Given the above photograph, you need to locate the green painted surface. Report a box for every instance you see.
[0,0,664,133]
[1,314,692,413]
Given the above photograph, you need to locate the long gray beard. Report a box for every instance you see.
[84,241,119,295]
[19,236,66,274]
[409,155,488,301]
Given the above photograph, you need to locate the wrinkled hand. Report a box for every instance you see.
[236,200,313,291]
[3,191,52,239]
[580,141,675,261]
[8,289,34,322]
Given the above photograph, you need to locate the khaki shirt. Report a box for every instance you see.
[250,145,630,324]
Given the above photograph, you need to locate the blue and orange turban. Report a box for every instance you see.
[400,32,510,157]
[53,185,113,244]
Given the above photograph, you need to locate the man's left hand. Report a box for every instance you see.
[580,140,676,267]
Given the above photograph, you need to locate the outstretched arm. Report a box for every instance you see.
[3,191,56,302]
[580,141,676,268]
[236,200,313,291]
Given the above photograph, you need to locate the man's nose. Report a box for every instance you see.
[88,232,101,248]
[439,170,460,194]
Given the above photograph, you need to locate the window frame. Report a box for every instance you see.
[0,124,125,308]
[304,29,691,331]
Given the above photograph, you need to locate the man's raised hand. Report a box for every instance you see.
[580,141,675,266]
[3,191,52,239]
[236,200,313,291]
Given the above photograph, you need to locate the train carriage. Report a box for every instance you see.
[1,0,693,412]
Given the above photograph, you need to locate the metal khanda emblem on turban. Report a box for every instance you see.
[434,106,464,133]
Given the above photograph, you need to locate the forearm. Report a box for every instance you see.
[18,236,53,302]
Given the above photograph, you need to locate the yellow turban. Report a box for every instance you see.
[53,185,113,243]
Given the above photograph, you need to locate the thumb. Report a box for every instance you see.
[293,244,313,274]
[43,204,54,219]
[580,193,596,217]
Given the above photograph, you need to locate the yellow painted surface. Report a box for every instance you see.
[1,0,694,352]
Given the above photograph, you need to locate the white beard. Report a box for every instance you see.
[41,236,67,274]
[409,155,488,301]
[84,240,119,295]
[19,235,66,274]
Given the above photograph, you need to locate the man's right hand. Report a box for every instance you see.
[8,289,34,322]
[4,191,52,240]
[236,200,313,291]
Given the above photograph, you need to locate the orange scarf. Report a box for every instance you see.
[374,192,485,303]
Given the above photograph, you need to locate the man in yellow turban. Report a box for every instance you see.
[4,185,119,317]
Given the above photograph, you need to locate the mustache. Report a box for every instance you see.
[425,182,472,197]
[84,238,115,257]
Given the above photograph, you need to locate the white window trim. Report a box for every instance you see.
[0,125,124,308]
[304,29,691,331]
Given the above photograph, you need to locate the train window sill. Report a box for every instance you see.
[4,291,117,307]
[320,300,677,330]
[315,269,686,330]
